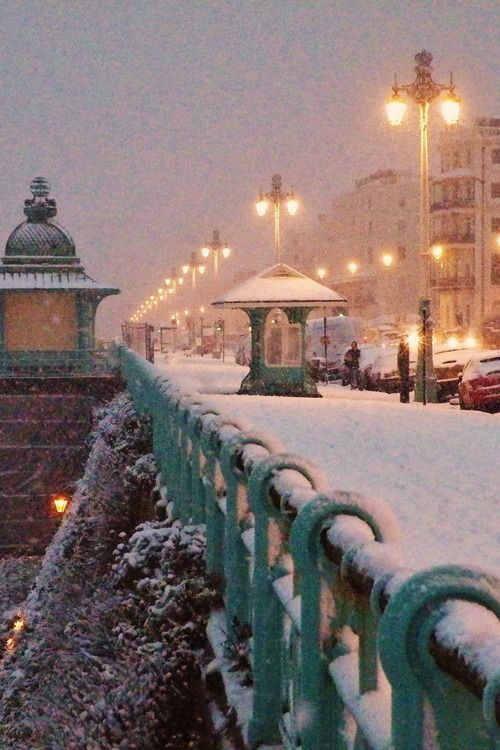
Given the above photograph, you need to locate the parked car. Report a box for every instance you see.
[365,347,417,393]
[434,347,477,402]
[458,350,500,412]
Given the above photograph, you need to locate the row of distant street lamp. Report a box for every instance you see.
[130,174,299,322]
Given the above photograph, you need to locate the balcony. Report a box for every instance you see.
[430,275,475,290]
[430,197,475,212]
[431,232,475,245]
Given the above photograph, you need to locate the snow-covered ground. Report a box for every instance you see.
[156,354,499,576]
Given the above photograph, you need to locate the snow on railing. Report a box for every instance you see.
[119,346,500,750]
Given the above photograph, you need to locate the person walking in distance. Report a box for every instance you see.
[344,341,361,389]
[397,334,410,403]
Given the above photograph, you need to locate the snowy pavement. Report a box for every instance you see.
[155,355,499,576]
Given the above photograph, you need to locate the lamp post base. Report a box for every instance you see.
[414,298,439,404]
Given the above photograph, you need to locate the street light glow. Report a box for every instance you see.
[431,244,444,262]
[201,246,210,258]
[316,267,326,279]
[222,245,231,258]
[182,264,189,274]
[347,261,359,274]
[386,93,407,126]
[441,94,461,125]
[286,196,299,215]
[256,195,269,216]
[381,253,393,268]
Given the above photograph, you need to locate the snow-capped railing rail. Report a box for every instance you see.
[119,346,500,750]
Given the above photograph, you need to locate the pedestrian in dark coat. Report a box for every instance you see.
[398,336,410,403]
[344,341,361,389]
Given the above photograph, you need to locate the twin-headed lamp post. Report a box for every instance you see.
[256,174,298,263]
[386,50,460,403]
[201,229,231,275]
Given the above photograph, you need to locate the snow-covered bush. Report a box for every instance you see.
[0,393,221,749]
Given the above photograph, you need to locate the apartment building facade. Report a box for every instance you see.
[430,118,500,340]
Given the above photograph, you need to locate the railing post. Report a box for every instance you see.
[220,433,281,648]
[199,417,228,579]
[379,565,500,750]
[291,493,395,750]
[247,454,326,748]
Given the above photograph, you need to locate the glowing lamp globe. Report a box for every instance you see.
[222,245,231,258]
[256,196,269,216]
[386,94,407,126]
[347,261,359,274]
[317,267,326,280]
[464,336,477,348]
[182,264,190,275]
[53,493,69,514]
[198,264,206,274]
[201,246,210,258]
[286,197,299,216]
[382,253,393,268]
[441,94,460,126]
[447,335,459,348]
[431,244,444,262]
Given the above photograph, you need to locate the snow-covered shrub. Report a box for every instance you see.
[112,520,222,748]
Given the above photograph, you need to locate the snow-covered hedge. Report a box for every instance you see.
[0,393,219,750]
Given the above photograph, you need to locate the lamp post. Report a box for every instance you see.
[182,252,206,289]
[256,174,299,263]
[199,306,205,357]
[317,267,329,381]
[201,229,231,275]
[386,50,460,403]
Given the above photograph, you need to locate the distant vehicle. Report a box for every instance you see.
[365,347,417,393]
[433,347,477,402]
[307,356,341,383]
[458,350,500,412]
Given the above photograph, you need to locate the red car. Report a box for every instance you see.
[458,350,500,412]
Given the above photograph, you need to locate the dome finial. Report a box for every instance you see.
[30,176,51,198]
[24,177,57,222]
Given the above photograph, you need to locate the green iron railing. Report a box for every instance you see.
[119,345,500,750]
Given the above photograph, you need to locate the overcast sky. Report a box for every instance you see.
[0,0,498,335]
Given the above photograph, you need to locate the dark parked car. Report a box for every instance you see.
[434,347,477,402]
[458,350,500,412]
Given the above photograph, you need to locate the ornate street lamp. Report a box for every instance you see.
[256,174,298,263]
[201,229,231,275]
[316,268,330,380]
[386,50,461,403]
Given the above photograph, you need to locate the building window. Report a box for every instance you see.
[399,197,406,208]
[397,220,406,233]
[492,183,500,199]
[492,218,500,232]
[492,149,500,164]
[398,246,406,260]
[367,247,373,263]
[491,255,500,285]
[465,149,472,167]
[368,220,373,234]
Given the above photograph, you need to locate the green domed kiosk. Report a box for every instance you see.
[0,177,119,375]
